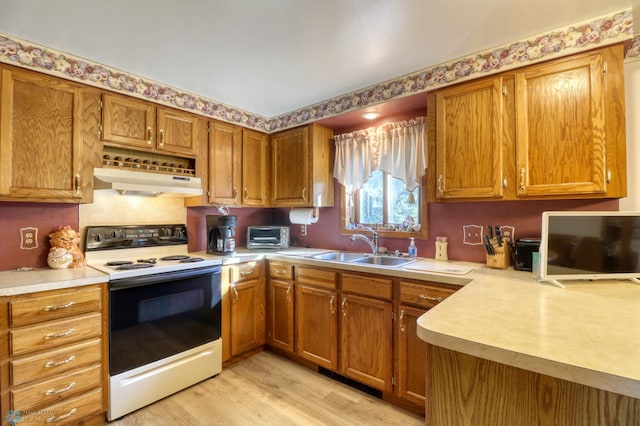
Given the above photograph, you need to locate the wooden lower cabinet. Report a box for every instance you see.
[222,261,266,363]
[295,266,338,370]
[0,284,108,425]
[341,293,393,392]
[341,273,393,393]
[397,305,427,406]
[229,262,265,358]
[266,262,295,353]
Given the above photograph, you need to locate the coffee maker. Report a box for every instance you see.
[207,215,237,255]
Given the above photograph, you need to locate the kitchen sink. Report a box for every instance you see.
[311,251,368,262]
[350,255,418,267]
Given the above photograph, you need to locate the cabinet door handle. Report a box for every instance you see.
[159,129,165,146]
[146,127,153,144]
[286,285,292,302]
[419,294,443,303]
[301,187,307,201]
[44,381,76,396]
[231,285,239,304]
[437,175,444,194]
[341,297,348,317]
[43,301,76,312]
[44,328,75,339]
[519,167,525,192]
[44,355,76,368]
[232,187,238,203]
[74,174,81,195]
[46,408,77,423]
[329,295,336,315]
[399,309,406,332]
[243,188,249,202]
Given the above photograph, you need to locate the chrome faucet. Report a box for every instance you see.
[349,225,379,254]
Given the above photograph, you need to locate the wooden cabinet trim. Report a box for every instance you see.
[342,273,392,300]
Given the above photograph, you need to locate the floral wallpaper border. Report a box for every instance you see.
[0,8,635,133]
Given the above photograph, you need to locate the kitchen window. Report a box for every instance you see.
[334,117,426,238]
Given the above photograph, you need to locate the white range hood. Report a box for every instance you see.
[94,168,202,197]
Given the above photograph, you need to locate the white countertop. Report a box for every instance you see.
[416,266,640,399]
[0,266,108,296]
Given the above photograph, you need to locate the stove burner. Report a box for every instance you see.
[161,255,190,261]
[117,263,155,270]
[137,258,158,264]
[106,260,134,266]
[180,257,205,263]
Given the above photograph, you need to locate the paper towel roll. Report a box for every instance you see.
[289,208,319,225]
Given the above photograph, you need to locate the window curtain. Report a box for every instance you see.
[333,117,426,194]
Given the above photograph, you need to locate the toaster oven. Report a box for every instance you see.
[247,226,290,249]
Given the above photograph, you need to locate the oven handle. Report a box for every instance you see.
[109,265,222,290]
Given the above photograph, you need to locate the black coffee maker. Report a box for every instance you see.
[207,215,237,255]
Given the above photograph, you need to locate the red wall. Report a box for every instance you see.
[0,202,79,270]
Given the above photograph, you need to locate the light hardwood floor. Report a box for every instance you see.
[106,350,424,425]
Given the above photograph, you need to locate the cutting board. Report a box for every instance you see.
[405,259,474,275]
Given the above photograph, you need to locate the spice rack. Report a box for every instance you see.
[102,146,196,176]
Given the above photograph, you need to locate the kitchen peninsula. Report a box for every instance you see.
[417,268,640,425]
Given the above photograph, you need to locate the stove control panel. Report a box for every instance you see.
[85,224,188,251]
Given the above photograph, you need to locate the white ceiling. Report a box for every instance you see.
[0,0,638,119]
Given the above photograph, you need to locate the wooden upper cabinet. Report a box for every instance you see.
[208,122,268,207]
[435,76,507,200]
[156,107,197,156]
[515,48,607,197]
[0,66,88,202]
[209,121,242,205]
[242,129,269,206]
[101,93,155,150]
[270,123,334,207]
[431,43,626,202]
[101,92,197,157]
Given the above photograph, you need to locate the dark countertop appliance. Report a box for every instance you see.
[207,215,237,255]
[514,238,541,271]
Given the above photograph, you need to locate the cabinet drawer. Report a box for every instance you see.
[10,313,102,356]
[231,262,262,282]
[400,282,456,308]
[11,339,102,386]
[342,273,392,300]
[18,388,103,425]
[297,266,336,290]
[269,262,293,280]
[9,286,102,327]
[11,364,102,411]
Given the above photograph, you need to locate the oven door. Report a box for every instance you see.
[109,265,222,376]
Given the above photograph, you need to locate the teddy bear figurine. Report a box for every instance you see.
[48,226,85,269]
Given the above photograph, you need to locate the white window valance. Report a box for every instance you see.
[333,117,426,194]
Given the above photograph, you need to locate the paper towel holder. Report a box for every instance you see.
[291,207,319,237]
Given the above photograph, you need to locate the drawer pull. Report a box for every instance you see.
[44,355,76,369]
[43,301,76,311]
[419,294,443,303]
[239,268,254,277]
[44,381,76,396]
[44,328,76,339]
[47,407,77,423]
[274,268,286,275]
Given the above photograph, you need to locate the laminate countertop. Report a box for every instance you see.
[0,266,107,296]
[416,265,640,400]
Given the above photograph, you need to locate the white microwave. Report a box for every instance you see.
[247,226,290,249]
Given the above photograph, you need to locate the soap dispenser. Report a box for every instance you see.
[408,238,417,257]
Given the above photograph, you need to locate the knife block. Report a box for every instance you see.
[486,238,511,269]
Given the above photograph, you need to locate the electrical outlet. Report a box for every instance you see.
[462,224,483,245]
[20,227,39,250]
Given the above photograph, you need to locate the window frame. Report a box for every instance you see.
[340,173,428,240]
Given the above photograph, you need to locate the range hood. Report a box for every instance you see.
[94,168,202,197]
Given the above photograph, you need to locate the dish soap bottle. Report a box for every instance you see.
[408,238,417,257]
